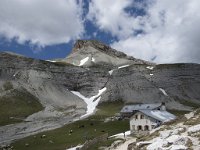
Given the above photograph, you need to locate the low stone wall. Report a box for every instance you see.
[80,133,108,150]
[131,131,149,137]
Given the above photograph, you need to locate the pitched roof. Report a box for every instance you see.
[120,103,162,113]
[139,110,176,122]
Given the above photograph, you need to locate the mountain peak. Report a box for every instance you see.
[72,40,129,59]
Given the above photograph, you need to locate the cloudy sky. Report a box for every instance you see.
[0,0,200,63]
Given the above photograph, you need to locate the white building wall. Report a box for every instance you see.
[130,112,157,132]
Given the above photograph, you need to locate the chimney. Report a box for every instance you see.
[161,102,166,111]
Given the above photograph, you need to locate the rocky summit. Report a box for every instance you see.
[0,40,200,144]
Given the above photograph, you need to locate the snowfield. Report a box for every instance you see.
[71,87,107,118]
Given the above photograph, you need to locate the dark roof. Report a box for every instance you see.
[138,110,176,122]
[120,103,162,113]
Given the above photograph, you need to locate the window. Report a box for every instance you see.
[140,115,144,119]
[135,115,138,119]
[144,125,149,131]
[137,125,142,131]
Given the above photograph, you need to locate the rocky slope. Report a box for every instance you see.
[130,109,200,150]
[0,40,200,144]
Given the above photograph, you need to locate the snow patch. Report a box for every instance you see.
[71,87,107,118]
[91,57,95,62]
[109,70,114,75]
[66,145,83,150]
[110,130,131,138]
[146,66,154,70]
[118,64,130,69]
[13,72,18,77]
[79,57,89,66]
[46,60,57,63]
[159,88,168,96]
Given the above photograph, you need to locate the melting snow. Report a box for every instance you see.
[118,64,130,69]
[66,145,83,150]
[79,57,89,66]
[71,87,107,118]
[91,57,95,62]
[110,130,131,138]
[109,70,114,75]
[46,60,57,63]
[146,66,154,70]
[13,72,18,77]
[159,88,168,96]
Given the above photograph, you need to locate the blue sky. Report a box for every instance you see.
[0,0,200,63]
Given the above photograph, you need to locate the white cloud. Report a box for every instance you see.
[0,0,84,47]
[88,0,200,63]
[87,0,142,39]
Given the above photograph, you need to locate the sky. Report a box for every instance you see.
[0,0,200,63]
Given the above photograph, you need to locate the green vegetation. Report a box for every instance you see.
[179,100,200,109]
[0,89,43,126]
[11,101,128,150]
[167,109,190,116]
[3,81,13,91]
[87,138,124,150]
[89,100,124,119]
[172,96,200,110]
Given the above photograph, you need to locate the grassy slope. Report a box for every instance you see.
[11,101,129,150]
[0,89,43,126]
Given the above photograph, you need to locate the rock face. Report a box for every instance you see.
[61,40,152,67]
[1,40,200,111]
[0,40,200,144]
[101,63,200,110]
[61,40,200,110]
